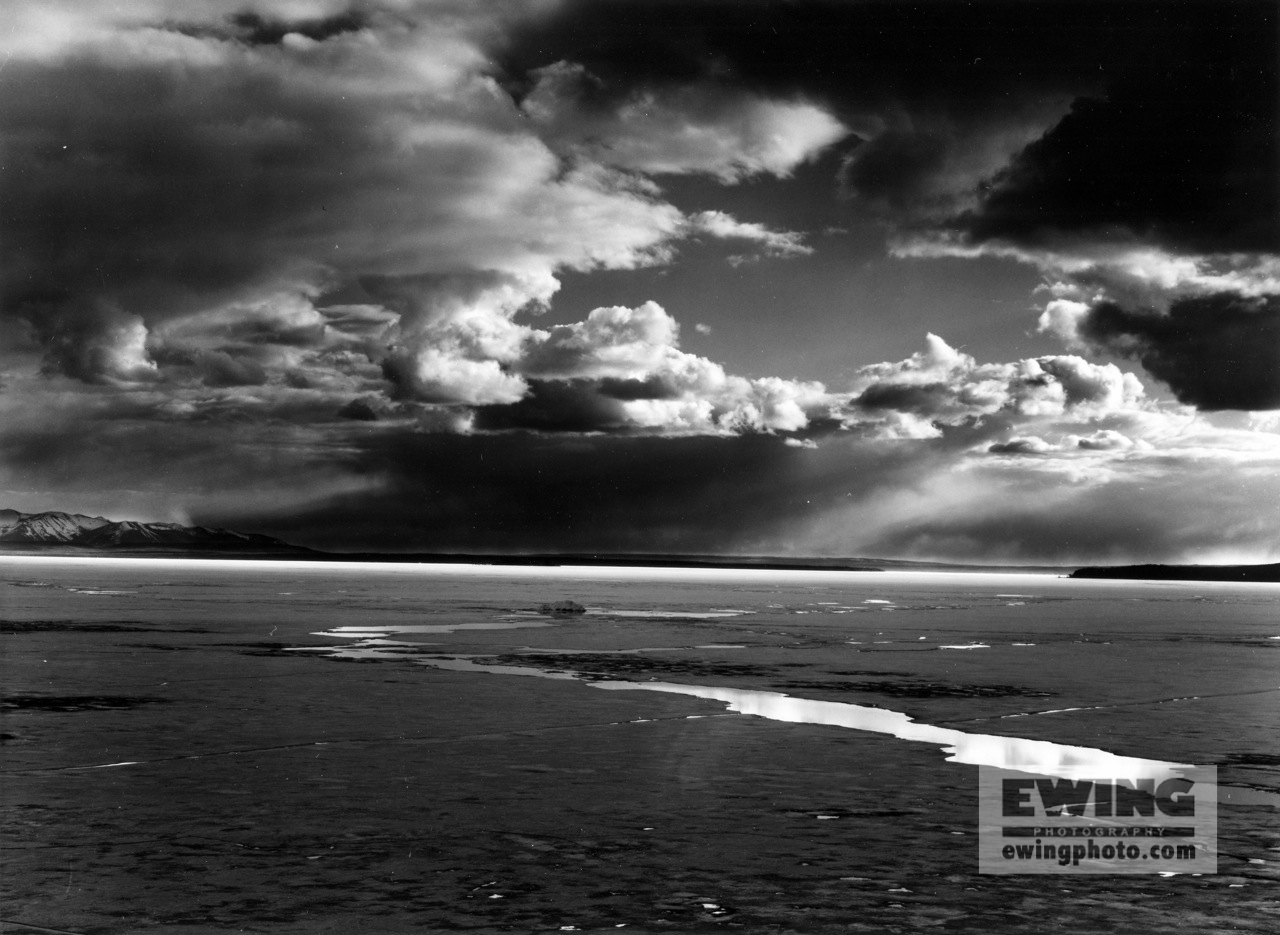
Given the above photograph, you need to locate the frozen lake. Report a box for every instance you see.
[2,556,1278,931]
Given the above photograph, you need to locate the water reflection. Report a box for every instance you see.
[295,633,1276,804]
[592,681,1193,781]
[587,609,751,619]
[411,655,580,680]
[298,636,1189,778]
[315,621,554,637]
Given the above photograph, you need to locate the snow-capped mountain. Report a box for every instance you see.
[0,510,307,553]
[0,510,111,542]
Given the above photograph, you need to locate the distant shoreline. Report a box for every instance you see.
[1070,563,1280,583]
[6,544,1279,582]
[0,544,1071,575]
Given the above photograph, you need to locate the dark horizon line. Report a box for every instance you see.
[3,509,1276,579]
[0,541,1074,573]
[4,543,1279,580]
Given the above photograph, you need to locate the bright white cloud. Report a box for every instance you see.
[384,347,528,406]
[520,302,678,380]
[687,211,813,263]
[1037,298,1091,346]
[847,333,1145,430]
[1069,429,1137,451]
[3,2,840,401]
[522,61,848,182]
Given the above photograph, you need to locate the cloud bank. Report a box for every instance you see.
[505,0,1278,412]
[3,1,1278,563]
[1,0,838,399]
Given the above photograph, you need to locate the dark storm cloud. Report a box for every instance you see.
[468,373,684,433]
[597,375,681,402]
[472,380,632,433]
[0,48,355,384]
[184,410,1280,563]
[854,382,956,417]
[337,399,382,422]
[499,0,1099,213]
[502,1,1276,244]
[2,57,328,307]
[987,437,1052,456]
[198,431,930,554]
[171,9,370,46]
[227,10,369,46]
[0,387,390,525]
[1075,294,1280,411]
[498,0,1100,108]
[214,316,327,350]
[955,58,1278,255]
[836,131,951,214]
[193,351,271,388]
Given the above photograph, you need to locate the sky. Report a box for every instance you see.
[2,0,1278,563]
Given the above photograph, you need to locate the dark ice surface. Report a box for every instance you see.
[2,557,1277,933]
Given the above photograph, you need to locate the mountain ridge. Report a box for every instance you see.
[4,508,1277,580]
[0,509,308,554]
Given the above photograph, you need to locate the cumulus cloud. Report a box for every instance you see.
[1069,429,1136,451]
[902,220,1280,416]
[365,272,538,405]
[519,302,679,380]
[384,347,528,407]
[847,334,1145,433]
[2,2,832,393]
[7,322,1278,563]
[471,302,842,435]
[373,324,1171,447]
